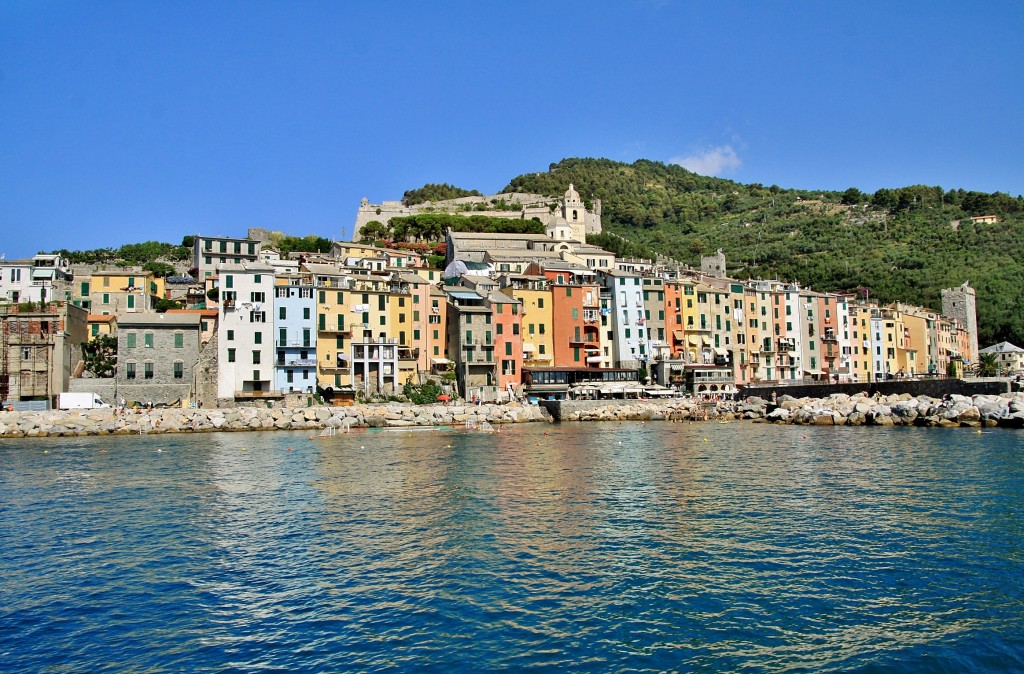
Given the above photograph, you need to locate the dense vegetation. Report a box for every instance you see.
[47,240,190,265]
[268,234,333,255]
[360,213,545,244]
[402,183,482,206]
[504,158,1024,347]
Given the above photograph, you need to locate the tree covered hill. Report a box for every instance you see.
[502,158,1024,347]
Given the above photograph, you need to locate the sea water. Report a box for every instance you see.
[1,422,1022,672]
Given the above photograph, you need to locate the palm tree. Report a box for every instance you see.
[977,352,999,377]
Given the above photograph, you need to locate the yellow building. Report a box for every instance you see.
[86,313,118,338]
[82,271,165,314]
[500,274,554,369]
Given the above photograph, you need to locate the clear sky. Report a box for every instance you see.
[2,1,1022,260]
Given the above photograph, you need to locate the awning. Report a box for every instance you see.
[431,357,451,365]
[673,330,685,342]
[522,342,536,352]
[714,347,728,356]
[32,269,56,279]
[687,336,698,346]
[804,369,823,375]
[448,291,480,300]
[701,336,711,346]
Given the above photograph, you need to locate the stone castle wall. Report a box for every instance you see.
[353,192,602,241]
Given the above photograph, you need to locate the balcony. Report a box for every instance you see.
[222,298,235,309]
[276,357,318,367]
[397,347,420,361]
[822,331,838,342]
[276,340,313,348]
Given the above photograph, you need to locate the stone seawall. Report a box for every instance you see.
[543,391,1024,428]
[0,402,550,438]
[6,390,1024,439]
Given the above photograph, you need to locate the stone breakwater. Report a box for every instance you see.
[0,402,550,438]
[543,391,1024,428]
[759,391,1024,427]
[4,391,1024,438]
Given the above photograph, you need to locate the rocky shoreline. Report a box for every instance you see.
[2,391,1024,438]
[0,402,550,438]
[537,391,1024,428]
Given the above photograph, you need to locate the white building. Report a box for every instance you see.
[598,269,648,369]
[0,259,38,304]
[0,254,73,305]
[216,262,277,400]
[978,342,1024,375]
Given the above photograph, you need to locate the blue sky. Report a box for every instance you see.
[2,1,1023,260]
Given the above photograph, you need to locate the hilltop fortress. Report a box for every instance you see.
[353,185,602,242]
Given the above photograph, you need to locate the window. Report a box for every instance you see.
[144,333,154,348]
[144,362,154,379]
[126,362,136,379]
[227,329,234,341]
[303,307,310,320]
[227,348,235,362]
[174,333,183,348]
[225,275,233,288]
[173,361,183,379]
[251,291,265,303]
[126,333,137,348]
[252,351,261,364]
[254,332,262,344]
[279,307,287,320]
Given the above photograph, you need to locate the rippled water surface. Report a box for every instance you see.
[2,422,1023,672]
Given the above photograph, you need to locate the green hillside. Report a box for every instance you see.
[502,158,1024,347]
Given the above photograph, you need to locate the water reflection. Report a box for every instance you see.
[1,423,1023,672]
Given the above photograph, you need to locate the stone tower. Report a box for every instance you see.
[701,249,727,278]
[941,281,978,363]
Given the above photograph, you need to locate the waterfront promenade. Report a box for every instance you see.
[3,390,1024,438]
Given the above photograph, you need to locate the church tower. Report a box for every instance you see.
[559,184,587,242]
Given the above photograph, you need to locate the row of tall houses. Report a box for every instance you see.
[0,213,977,407]
[203,245,975,405]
